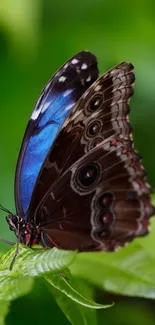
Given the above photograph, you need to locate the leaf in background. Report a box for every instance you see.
[45,269,111,309]
[47,269,112,325]
[70,242,155,299]
[0,301,10,325]
[51,286,98,325]
[136,197,155,256]
[0,0,40,54]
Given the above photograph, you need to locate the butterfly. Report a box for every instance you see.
[5,51,155,256]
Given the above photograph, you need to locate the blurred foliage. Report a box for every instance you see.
[0,0,155,324]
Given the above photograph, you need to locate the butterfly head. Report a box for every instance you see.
[6,214,40,246]
[6,214,18,232]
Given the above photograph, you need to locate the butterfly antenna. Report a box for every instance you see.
[0,204,12,214]
[0,237,15,246]
[9,223,20,271]
[0,205,16,246]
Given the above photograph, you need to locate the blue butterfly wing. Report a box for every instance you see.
[15,51,98,217]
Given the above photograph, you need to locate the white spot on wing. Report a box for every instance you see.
[42,101,50,113]
[133,180,140,191]
[59,76,66,82]
[83,89,89,99]
[86,75,91,82]
[95,85,102,91]
[31,107,42,120]
[64,62,69,69]
[63,89,73,97]
[31,99,51,120]
[81,63,88,70]
[65,103,75,111]
[72,58,78,64]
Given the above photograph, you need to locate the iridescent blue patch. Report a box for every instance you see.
[20,90,75,214]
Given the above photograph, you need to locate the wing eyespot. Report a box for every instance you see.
[89,137,103,149]
[97,192,114,209]
[87,120,102,137]
[99,211,114,228]
[76,162,100,189]
[87,94,103,113]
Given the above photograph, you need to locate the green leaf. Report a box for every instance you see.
[0,276,34,301]
[51,286,98,325]
[45,269,112,309]
[71,242,155,299]
[47,270,111,325]
[0,245,77,277]
[0,301,10,325]
[0,245,76,302]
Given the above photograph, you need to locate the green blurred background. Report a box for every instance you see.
[0,0,155,324]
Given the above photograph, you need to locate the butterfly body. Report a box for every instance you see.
[6,51,155,253]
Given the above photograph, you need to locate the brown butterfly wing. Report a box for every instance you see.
[36,135,154,251]
[28,61,154,251]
